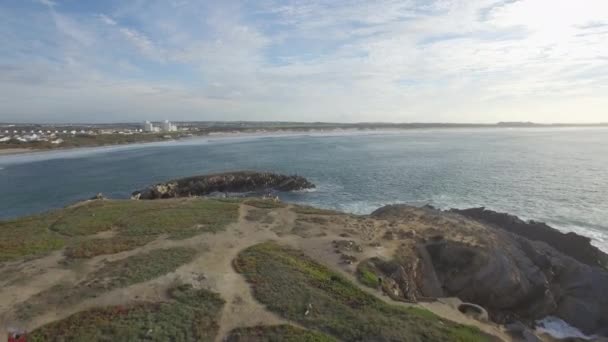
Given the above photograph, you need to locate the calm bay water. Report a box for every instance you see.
[1,128,607,251]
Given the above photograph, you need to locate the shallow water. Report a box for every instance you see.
[1,128,607,251]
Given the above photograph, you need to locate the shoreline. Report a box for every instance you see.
[3,125,608,157]
[0,147,33,155]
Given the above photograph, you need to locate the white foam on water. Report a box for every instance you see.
[536,316,595,340]
[293,188,317,193]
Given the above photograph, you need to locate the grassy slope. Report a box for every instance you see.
[28,284,225,342]
[3,199,493,341]
[0,198,239,261]
[235,242,489,342]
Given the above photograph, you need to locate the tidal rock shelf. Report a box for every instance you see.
[132,171,315,200]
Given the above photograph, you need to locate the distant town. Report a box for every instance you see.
[1,120,606,154]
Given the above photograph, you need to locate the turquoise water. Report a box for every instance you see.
[1,128,607,251]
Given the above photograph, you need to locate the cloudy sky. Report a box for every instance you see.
[0,0,607,123]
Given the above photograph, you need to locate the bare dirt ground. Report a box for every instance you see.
[0,203,511,342]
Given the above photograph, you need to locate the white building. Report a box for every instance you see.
[160,120,177,132]
[143,121,155,132]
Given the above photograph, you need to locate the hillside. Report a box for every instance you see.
[1,196,604,341]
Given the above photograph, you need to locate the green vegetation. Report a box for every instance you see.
[53,199,239,238]
[116,199,239,238]
[244,198,287,209]
[91,247,196,289]
[17,247,197,319]
[234,242,489,342]
[28,284,225,342]
[227,325,337,342]
[291,205,341,215]
[356,260,381,288]
[0,198,238,262]
[0,212,64,262]
[64,235,156,259]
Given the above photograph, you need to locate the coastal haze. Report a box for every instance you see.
[2,127,607,252]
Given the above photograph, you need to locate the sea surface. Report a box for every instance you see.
[1,128,607,252]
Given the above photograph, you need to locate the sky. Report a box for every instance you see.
[0,0,607,123]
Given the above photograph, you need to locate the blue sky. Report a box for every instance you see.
[0,0,607,123]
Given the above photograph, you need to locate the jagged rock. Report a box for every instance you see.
[370,204,608,336]
[450,207,608,270]
[132,171,315,200]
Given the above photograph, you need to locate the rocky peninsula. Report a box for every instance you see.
[131,171,315,199]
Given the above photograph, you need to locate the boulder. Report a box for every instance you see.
[132,171,315,200]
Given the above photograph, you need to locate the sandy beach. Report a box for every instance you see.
[0,148,31,155]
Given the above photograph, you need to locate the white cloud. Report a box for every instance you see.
[1,0,607,123]
[38,0,56,8]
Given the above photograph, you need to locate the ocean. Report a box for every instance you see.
[1,127,607,252]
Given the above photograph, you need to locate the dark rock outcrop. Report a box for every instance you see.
[450,207,608,270]
[132,171,315,200]
[370,204,608,336]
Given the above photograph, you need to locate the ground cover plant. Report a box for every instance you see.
[234,242,489,342]
[16,247,197,320]
[226,324,337,342]
[64,235,156,259]
[0,212,64,262]
[0,198,238,261]
[244,199,287,209]
[28,284,224,342]
[291,205,341,215]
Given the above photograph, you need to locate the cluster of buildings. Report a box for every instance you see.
[0,120,181,145]
[0,129,89,144]
[143,120,178,133]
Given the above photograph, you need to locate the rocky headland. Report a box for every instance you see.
[1,177,607,341]
[371,204,608,337]
[131,171,315,200]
